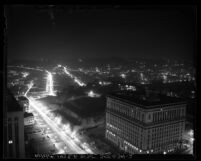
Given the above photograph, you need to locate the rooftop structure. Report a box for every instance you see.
[107,90,186,108]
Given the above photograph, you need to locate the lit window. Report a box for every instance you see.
[148,114,151,120]
[8,140,13,144]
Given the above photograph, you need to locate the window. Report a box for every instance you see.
[142,114,144,122]
[14,118,19,158]
[8,118,13,157]
[159,112,161,121]
[181,108,184,116]
[148,114,151,120]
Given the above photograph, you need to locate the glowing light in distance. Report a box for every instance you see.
[140,73,144,80]
[189,130,193,137]
[87,90,100,98]
[120,73,126,79]
[63,67,86,87]
[24,81,34,96]
[8,65,44,72]
[8,140,13,144]
[99,81,111,86]
[22,72,29,78]
[46,71,56,96]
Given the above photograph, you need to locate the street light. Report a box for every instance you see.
[189,130,193,137]
[8,140,13,144]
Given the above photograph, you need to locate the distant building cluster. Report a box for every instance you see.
[6,59,195,157]
[118,84,136,91]
[69,60,195,86]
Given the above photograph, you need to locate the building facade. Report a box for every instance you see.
[18,96,29,112]
[4,91,25,158]
[105,91,186,154]
[24,112,35,126]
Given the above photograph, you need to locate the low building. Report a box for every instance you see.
[24,112,35,126]
[18,96,29,112]
[105,90,186,154]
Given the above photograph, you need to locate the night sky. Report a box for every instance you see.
[6,5,196,61]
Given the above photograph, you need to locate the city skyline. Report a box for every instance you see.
[4,4,196,159]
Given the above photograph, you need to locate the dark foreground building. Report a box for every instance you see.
[105,91,186,154]
[18,96,29,112]
[4,90,25,158]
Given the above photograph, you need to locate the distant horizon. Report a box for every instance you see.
[6,5,196,63]
[7,55,194,64]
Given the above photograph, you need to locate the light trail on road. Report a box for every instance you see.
[24,81,34,96]
[45,71,56,96]
[11,65,93,154]
[63,66,86,87]
[28,97,92,154]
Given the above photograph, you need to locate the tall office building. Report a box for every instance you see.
[4,90,25,158]
[105,91,186,154]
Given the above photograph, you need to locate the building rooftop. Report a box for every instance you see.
[6,89,23,112]
[107,90,186,108]
[24,112,34,118]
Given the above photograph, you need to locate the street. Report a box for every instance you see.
[28,97,88,154]
[11,65,94,154]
